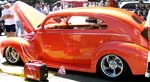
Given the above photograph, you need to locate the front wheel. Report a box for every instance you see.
[97,54,131,80]
[5,46,22,65]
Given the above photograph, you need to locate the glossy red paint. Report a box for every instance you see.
[0,1,149,78]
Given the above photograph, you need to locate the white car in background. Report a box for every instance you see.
[119,1,150,11]
[119,1,150,20]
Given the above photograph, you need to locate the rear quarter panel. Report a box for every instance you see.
[92,41,148,75]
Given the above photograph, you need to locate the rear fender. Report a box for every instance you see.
[91,42,148,75]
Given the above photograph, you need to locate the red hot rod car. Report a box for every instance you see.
[0,1,150,80]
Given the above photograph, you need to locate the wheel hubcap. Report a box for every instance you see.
[109,61,118,70]
[101,54,123,78]
[5,47,19,63]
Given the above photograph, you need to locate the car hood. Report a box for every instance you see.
[12,1,46,33]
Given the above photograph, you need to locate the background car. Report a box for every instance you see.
[0,1,149,80]
[119,1,150,20]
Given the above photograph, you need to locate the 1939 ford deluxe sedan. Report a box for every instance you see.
[0,1,150,80]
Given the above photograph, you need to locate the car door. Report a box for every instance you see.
[39,17,75,66]
[67,16,108,68]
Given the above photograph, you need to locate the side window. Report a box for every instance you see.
[44,16,67,29]
[68,16,107,30]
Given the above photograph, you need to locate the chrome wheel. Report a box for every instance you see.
[5,47,20,64]
[100,54,124,78]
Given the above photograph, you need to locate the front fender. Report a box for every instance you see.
[0,37,36,63]
[91,41,148,75]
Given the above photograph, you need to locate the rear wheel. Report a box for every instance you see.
[5,47,22,65]
[97,54,131,80]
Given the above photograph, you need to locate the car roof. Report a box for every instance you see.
[42,7,144,31]
[49,7,133,21]
[47,7,137,24]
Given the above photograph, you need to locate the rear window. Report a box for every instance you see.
[132,14,144,24]
[132,15,142,24]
